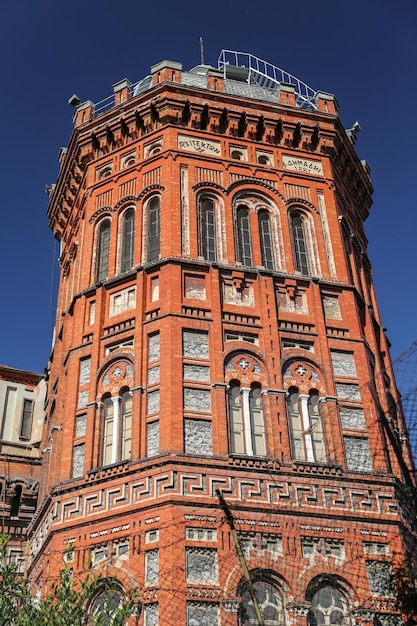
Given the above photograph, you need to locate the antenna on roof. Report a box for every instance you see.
[200,37,205,65]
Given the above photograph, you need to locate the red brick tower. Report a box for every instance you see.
[31,51,416,625]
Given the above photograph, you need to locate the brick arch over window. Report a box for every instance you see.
[306,574,353,626]
[196,190,226,262]
[237,569,288,625]
[232,191,286,271]
[288,206,321,276]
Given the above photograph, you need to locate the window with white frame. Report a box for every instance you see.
[236,205,253,267]
[96,218,111,282]
[147,196,160,262]
[290,211,309,275]
[287,387,326,462]
[258,210,274,270]
[228,381,266,456]
[199,197,216,262]
[120,207,135,273]
[102,390,132,466]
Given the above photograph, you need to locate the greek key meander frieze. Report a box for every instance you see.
[47,471,398,524]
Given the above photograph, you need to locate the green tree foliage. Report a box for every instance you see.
[0,534,138,626]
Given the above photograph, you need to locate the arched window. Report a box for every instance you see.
[90,586,126,625]
[228,381,266,456]
[120,207,135,273]
[147,196,160,262]
[236,206,252,267]
[200,198,216,261]
[308,586,349,626]
[102,390,132,466]
[287,387,326,463]
[258,211,274,270]
[96,219,111,282]
[9,484,22,519]
[291,212,309,275]
[239,579,285,625]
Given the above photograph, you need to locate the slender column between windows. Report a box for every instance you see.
[299,394,314,462]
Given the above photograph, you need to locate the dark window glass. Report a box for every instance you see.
[201,198,216,261]
[291,213,309,275]
[237,206,252,267]
[148,197,160,262]
[121,208,135,272]
[96,220,110,282]
[259,211,274,270]
[20,399,33,439]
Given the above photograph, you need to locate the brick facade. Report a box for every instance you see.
[27,57,417,624]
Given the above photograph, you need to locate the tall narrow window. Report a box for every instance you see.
[121,208,135,272]
[10,484,22,519]
[121,391,132,461]
[228,381,266,456]
[20,399,33,440]
[96,219,111,282]
[291,212,309,275]
[102,391,132,466]
[249,384,266,456]
[236,206,252,267]
[200,198,216,261]
[258,211,274,270]
[308,390,326,462]
[102,396,114,466]
[287,387,326,463]
[148,197,160,262]
[229,381,245,454]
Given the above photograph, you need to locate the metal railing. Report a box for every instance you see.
[218,49,317,110]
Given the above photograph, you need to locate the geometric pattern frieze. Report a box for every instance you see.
[40,470,398,524]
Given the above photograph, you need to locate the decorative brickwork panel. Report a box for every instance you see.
[145,549,159,585]
[75,414,87,437]
[109,286,136,317]
[195,167,223,185]
[366,561,393,596]
[184,275,206,300]
[344,437,372,472]
[186,602,219,626]
[284,183,311,201]
[143,167,161,187]
[77,390,89,408]
[184,388,211,412]
[277,290,308,314]
[148,366,160,385]
[223,283,254,307]
[151,277,159,302]
[95,190,113,209]
[186,602,220,626]
[147,390,160,414]
[322,295,342,319]
[79,357,91,385]
[186,548,218,583]
[336,383,361,401]
[148,334,160,363]
[340,407,366,429]
[331,351,357,377]
[183,365,210,382]
[72,444,85,478]
[144,604,158,626]
[147,421,159,457]
[184,419,212,455]
[119,178,136,199]
[183,330,209,359]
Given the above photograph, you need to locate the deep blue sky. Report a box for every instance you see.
[0,0,415,375]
